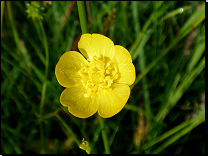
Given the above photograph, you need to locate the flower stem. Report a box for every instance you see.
[77,1,88,34]
[98,114,111,154]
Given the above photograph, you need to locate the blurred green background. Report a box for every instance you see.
[1,1,205,154]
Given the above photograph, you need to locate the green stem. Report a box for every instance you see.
[37,19,49,154]
[98,114,111,154]
[38,18,49,117]
[77,1,88,34]
[1,1,4,32]
[56,115,80,146]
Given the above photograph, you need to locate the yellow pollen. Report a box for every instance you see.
[78,56,119,97]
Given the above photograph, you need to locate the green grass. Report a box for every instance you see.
[1,1,205,154]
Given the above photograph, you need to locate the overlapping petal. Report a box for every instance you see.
[55,51,89,87]
[98,84,130,118]
[78,33,115,61]
[114,45,136,85]
[60,85,99,118]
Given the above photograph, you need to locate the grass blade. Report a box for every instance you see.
[131,3,205,89]
[155,57,205,123]
[152,108,205,154]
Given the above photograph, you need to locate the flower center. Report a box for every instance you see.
[78,56,119,97]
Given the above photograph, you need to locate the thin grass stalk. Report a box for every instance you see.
[129,1,163,55]
[1,1,5,32]
[56,115,80,146]
[38,18,49,117]
[77,1,88,34]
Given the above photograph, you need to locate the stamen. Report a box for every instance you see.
[78,56,119,97]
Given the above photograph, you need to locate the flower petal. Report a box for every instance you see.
[114,45,136,85]
[78,34,115,61]
[60,86,99,118]
[98,84,130,118]
[55,51,89,87]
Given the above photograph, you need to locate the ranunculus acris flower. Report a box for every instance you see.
[55,34,135,118]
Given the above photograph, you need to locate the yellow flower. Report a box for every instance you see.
[55,34,135,118]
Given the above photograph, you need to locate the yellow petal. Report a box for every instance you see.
[114,45,136,85]
[98,84,130,118]
[60,85,99,118]
[78,34,115,61]
[114,45,133,63]
[117,63,136,85]
[55,51,89,87]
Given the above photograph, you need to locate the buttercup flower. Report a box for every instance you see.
[55,34,135,118]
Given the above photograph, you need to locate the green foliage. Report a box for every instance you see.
[1,1,205,154]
